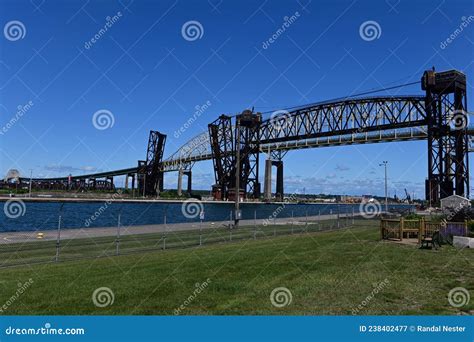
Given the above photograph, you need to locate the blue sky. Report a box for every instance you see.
[0,0,473,198]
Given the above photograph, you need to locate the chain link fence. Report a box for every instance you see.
[0,209,374,268]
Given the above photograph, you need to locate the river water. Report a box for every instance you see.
[0,200,413,232]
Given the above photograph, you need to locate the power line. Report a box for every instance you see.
[259,80,421,115]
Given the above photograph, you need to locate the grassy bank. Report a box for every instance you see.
[0,223,472,315]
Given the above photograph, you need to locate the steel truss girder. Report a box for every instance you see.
[259,96,427,144]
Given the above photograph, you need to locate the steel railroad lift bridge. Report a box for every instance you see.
[17,68,470,206]
[208,69,470,205]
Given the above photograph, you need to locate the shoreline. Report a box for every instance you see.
[0,213,355,244]
[0,195,409,206]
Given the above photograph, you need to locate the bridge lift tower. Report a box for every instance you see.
[208,110,261,200]
[423,69,469,204]
[137,130,167,197]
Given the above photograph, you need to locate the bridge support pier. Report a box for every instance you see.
[273,160,284,201]
[178,169,192,196]
[107,176,114,190]
[264,159,272,201]
[184,170,192,194]
[158,172,164,194]
[177,169,183,196]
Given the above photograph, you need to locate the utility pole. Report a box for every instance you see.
[379,161,388,213]
[28,169,33,197]
[234,117,241,228]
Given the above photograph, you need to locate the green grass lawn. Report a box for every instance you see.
[0,223,472,315]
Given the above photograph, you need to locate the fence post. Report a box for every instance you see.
[337,205,340,229]
[400,217,404,241]
[55,207,63,262]
[116,210,121,256]
[305,211,308,232]
[199,219,202,246]
[254,210,257,240]
[352,207,355,225]
[291,210,294,234]
[380,219,384,240]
